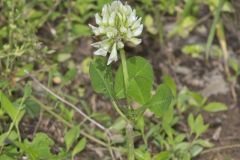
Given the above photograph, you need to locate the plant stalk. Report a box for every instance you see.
[120,49,129,102]
[120,49,135,160]
[111,100,128,121]
[126,121,134,160]
[205,0,224,61]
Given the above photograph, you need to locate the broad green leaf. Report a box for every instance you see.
[81,57,92,74]
[204,102,227,112]
[89,57,114,98]
[195,115,208,137]
[63,68,77,83]
[182,153,191,160]
[153,151,171,160]
[64,126,80,151]
[91,112,111,124]
[127,77,152,105]
[136,116,145,133]
[135,149,151,160]
[187,113,195,134]
[228,58,239,74]
[222,1,235,12]
[162,106,174,137]
[193,139,214,148]
[0,26,7,38]
[115,56,153,105]
[24,83,32,98]
[72,138,87,158]
[174,142,190,151]
[27,9,44,20]
[57,53,71,62]
[16,64,33,77]
[0,155,15,160]
[26,133,54,159]
[206,0,235,12]
[187,90,206,108]
[0,131,18,147]
[162,106,174,126]
[76,0,95,15]
[140,0,153,6]
[14,141,36,159]
[163,75,177,97]
[181,44,205,58]
[25,99,41,118]
[72,24,91,37]
[188,114,208,137]
[195,115,204,133]
[110,117,126,133]
[0,91,18,121]
[144,15,157,34]
[148,84,174,116]
[175,134,186,143]
[0,91,25,127]
[16,133,57,160]
[169,16,197,38]
[97,0,112,8]
[190,144,203,157]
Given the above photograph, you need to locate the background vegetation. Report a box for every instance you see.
[0,0,239,159]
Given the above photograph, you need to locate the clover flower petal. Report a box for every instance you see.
[129,38,142,45]
[108,43,118,65]
[90,0,143,65]
[94,48,108,56]
[95,14,102,25]
[133,24,143,37]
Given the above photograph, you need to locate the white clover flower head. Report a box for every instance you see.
[89,0,143,65]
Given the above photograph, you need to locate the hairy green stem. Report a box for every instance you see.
[120,49,135,160]
[120,50,129,102]
[111,100,128,121]
[126,121,134,160]
[6,0,15,72]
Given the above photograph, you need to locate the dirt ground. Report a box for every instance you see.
[145,34,240,160]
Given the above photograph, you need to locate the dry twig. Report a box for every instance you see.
[28,73,109,133]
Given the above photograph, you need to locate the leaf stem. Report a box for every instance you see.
[120,49,135,160]
[111,100,128,121]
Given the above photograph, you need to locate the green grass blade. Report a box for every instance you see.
[206,0,224,60]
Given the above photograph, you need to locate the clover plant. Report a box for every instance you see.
[89,1,174,159]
